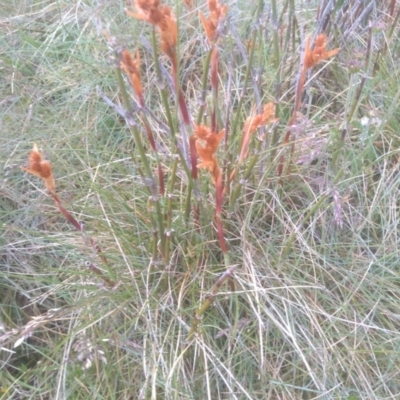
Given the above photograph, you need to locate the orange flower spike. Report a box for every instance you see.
[240,103,278,163]
[22,144,56,192]
[194,125,224,158]
[200,0,228,44]
[120,49,144,106]
[194,125,224,182]
[158,6,178,64]
[126,1,177,63]
[126,0,161,24]
[304,33,340,71]
[244,103,278,134]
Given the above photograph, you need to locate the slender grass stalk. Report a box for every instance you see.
[164,157,179,265]
[230,29,258,144]
[270,0,282,155]
[346,25,373,127]
[281,194,327,259]
[211,48,220,132]
[197,48,213,125]
[52,192,116,287]
[222,59,233,196]
[228,153,259,213]
[332,26,373,169]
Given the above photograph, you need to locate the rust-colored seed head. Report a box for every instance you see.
[120,49,144,105]
[239,102,278,163]
[193,125,224,183]
[126,1,177,63]
[304,33,340,71]
[21,144,56,192]
[200,0,228,44]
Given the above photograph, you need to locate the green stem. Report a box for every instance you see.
[164,158,178,264]
[133,124,166,253]
[229,153,259,212]
[270,0,281,154]
[197,48,213,125]
[230,28,258,144]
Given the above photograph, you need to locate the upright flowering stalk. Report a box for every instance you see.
[296,33,340,112]
[197,0,231,263]
[193,124,231,291]
[279,33,339,177]
[119,47,165,196]
[126,0,190,125]
[21,145,115,287]
[228,103,278,185]
[239,103,278,164]
[198,0,228,128]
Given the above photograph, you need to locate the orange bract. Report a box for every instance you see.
[199,0,228,44]
[304,33,340,70]
[21,144,56,192]
[126,1,177,64]
[240,102,278,162]
[194,125,225,183]
[120,49,144,106]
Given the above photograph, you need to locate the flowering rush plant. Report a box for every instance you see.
[22,0,339,337]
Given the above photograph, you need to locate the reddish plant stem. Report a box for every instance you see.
[142,118,165,196]
[50,191,114,287]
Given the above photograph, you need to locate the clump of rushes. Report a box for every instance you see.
[123,0,236,332]
[21,145,115,287]
[279,33,340,176]
[81,1,343,338]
